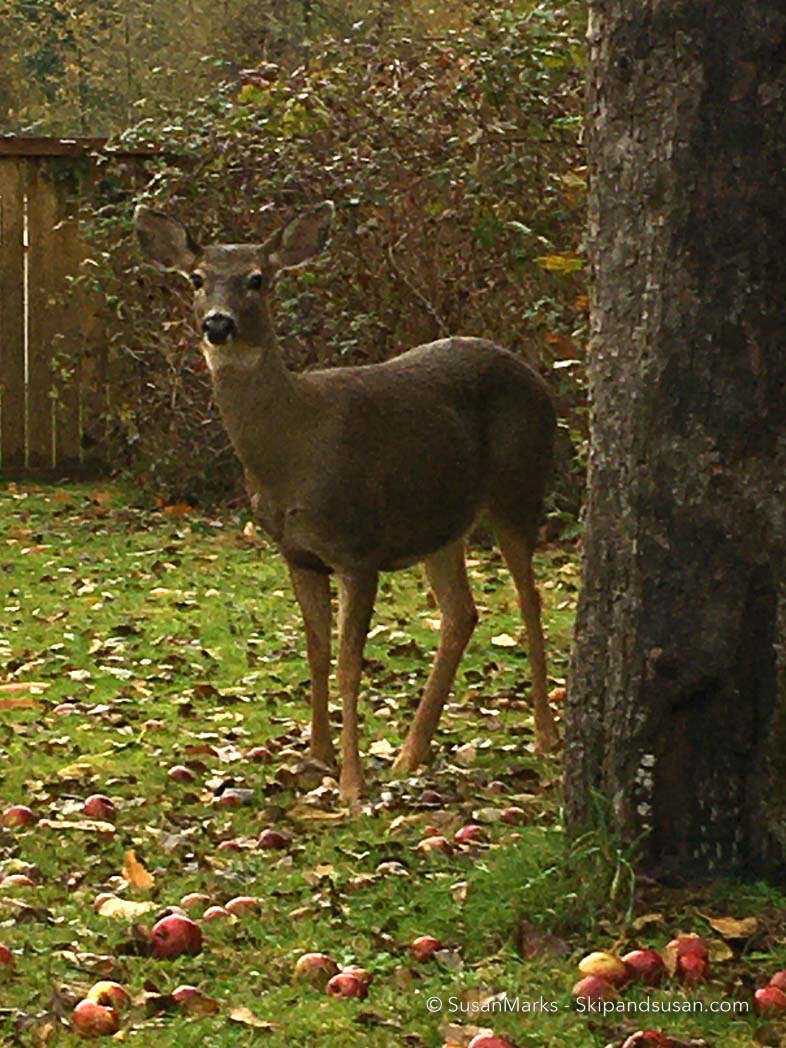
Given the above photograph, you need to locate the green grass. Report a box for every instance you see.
[0,482,783,1046]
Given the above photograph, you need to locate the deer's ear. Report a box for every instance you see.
[267,201,334,271]
[134,206,201,273]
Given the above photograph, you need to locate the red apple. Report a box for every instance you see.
[167,765,196,783]
[0,943,13,967]
[454,824,484,844]
[1,805,36,828]
[326,971,365,999]
[180,892,211,912]
[342,965,373,992]
[245,746,273,763]
[417,789,443,805]
[411,935,442,962]
[621,1032,673,1048]
[677,951,708,985]
[578,950,629,986]
[83,795,115,820]
[468,1036,516,1048]
[622,948,665,986]
[225,895,258,916]
[52,702,79,716]
[0,874,35,888]
[150,914,203,959]
[415,835,452,855]
[666,934,707,959]
[294,952,339,987]
[257,829,289,850]
[571,975,617,1002]
[172,984,203,1005]
[86,981,130,1011]
[770,969,786,991]
[70,1000,120,1037]
[755,985,786,1017]
[202,905,231,921]
[499,806,526,824]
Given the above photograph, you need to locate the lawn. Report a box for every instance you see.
[1,482,783,1046]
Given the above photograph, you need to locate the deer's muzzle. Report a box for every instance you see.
[203,312,237,345]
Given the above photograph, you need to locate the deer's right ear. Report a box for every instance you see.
[134,206,201,274]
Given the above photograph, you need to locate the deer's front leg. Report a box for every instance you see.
[336,571,378,804]
[289,565,335,768]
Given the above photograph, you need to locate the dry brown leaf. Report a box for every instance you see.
[705,914,758,940]
[96,896,156,920]
[287,805,346,822]
[490,632,517,648]
[37,818,115,835]
[0,697,42,709]
[0,681,51,693]
[631,912,664,932]
[122,849,155,891]
[228,1006,281,1031]
[439,1023,494,1048]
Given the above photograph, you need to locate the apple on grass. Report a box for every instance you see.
[622,949,665,986]
[150,914,203,959]
[577,950,629,986]
[293,952,339,988]
[180,892,211,912]
[83,795,115,820]
[467,1035,516,1048]
[411,935,442,962]
[571,975,618,1002]
[0,943,13,967]
[70,1000,120,1038]
[326,971,366,999]
[225,896,258,916]
[755,985,786,1017]
[1,805,36,828]
[86,981,130,1011]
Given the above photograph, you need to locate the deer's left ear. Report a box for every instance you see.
[266,201,334,272]
[134,206,201,274]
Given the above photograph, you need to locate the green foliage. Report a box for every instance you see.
[77,1,588,510]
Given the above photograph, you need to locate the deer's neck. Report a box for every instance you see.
[205,326,303,487]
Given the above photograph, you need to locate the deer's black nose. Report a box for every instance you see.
[203,313,237,345]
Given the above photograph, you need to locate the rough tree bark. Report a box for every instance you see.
[564,1,786,879]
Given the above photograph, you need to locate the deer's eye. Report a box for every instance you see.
[247,272,264,291]
[190,272,204,290]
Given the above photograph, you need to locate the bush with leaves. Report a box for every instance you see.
[82,0,587,514]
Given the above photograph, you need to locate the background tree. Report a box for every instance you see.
[564,0,786,878]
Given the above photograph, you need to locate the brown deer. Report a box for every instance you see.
[135,200,559,803]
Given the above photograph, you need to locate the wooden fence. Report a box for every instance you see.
[0,137,155,477]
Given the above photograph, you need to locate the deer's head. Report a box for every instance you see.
[134,201,334,364]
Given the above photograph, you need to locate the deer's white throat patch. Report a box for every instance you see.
[202,341,262,373]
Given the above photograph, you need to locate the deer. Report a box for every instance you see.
[134,200,559,803]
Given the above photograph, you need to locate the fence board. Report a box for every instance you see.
[0,158,26,470]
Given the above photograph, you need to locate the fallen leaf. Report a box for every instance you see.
[228,1006,281,1031]
[0,681,52,693]
[123,850,155,891]
[369,738,395,758]
[96,897,156,920]
[37,818,115,835]
[490,633,517,648]
[0,697,42,710]
[704,914,758,940]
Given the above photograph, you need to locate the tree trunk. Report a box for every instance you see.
[564,0,786,879]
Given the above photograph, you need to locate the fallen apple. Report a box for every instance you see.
[202,905,231,921]
[666,934,708,959]
[467,1035,515,1048]
[326,971,365,999]
[454,824,484,845]
[578,950,629,986]
[411,935,442,962]
[622,948,665,986]
[52,702,79,716]
[571,975,617,1003]
[415,835,452,855]
[0,874,35,888]
[417,789,443,806]
[342,965,373,992]
[258,829,289,850]
[1,805,36,828]
[82,795,115,820]
[0,943,13,967]
[676,951,708,986]
[70,999,120,1038]
[621,1032,673,1048]
[167,765,196,783]
[180,892,211,912]
[171,984,204,1005]
[245,745,273,763]
[86,981,130,1011]
[294,952,339,987]
[150,914,203,959]
[755,985,786,1017]
[769,969,786,991]
[225,895,258,916]
[499,806,525,824]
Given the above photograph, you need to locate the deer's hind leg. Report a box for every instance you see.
[491,518,559,753]
[393,540,478,773]
[289,566,335,768]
